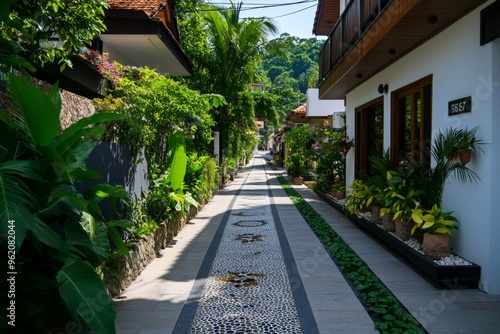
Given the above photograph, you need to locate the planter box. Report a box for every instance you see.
[316,190,481,288]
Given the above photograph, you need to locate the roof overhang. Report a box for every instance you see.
[101,9,192,76]
[32,55,105,99]
[318,0,487,99]
[313,0,340,36]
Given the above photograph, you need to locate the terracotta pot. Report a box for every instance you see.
[446,152,457,161]
[394,217,412,241]
[422,233,451,260]
[413,230,425,245]
[459,149,472,165]
[380,213,395,232]
[293,176,304,185]
[371,206,381,224]
[334,190,346,199]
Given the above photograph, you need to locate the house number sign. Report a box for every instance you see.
[448,96,471,116]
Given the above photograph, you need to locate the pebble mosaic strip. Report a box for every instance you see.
[188,171,303,333]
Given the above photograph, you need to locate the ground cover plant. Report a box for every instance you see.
[277,175,425,334]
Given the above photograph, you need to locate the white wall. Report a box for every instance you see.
[306,88,344,117]
[345,1,499,293]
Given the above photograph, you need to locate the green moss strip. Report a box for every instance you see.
[277,175,426,334]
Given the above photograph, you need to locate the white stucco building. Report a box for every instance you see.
[314,0,500,294]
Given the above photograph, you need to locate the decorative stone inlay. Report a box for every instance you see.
[188,167,302,333]
[232,219,267,227]
[217,271,266,288]
[232,211,265,217]
[234,234,266,243]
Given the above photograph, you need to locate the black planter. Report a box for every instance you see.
[316,190,481,288]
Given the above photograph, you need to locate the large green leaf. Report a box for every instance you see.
[0,160,42,250]
[56,258,116,334]
[58,112,128,144]
[166,130,187,191]
[107,226,130,257]
[63,220,94,259]
[80,213,110,265]
[27,217,69,254]
[7,74,61,147]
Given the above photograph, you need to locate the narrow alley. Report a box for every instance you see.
[114,154,500,334]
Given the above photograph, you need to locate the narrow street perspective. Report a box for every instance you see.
[2,1,500,333]
[114,154,500,333]
[114,155,376,333]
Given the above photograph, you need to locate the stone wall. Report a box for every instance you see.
[104,196,209,298]
[60,89,95,129]
[0,77,95,129]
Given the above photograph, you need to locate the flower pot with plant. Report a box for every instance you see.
[286,157,306,185]
[345,179,376,216]
[411,205,459,260]
[456,126,485,165]
[331,177,346,199]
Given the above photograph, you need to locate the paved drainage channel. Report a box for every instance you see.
[174,158,318,334]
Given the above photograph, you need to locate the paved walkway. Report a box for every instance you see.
[114,154,500,333]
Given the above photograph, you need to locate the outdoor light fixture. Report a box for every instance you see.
[378,84,389,94]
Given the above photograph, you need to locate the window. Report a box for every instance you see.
[391,76,432,166]
[355,97,384,177]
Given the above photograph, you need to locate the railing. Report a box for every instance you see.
[319,0,391,82]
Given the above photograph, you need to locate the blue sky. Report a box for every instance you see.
[205,1,322,39]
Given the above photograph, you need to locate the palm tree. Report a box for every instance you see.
[197,1,280,174]
[202,1,279,95]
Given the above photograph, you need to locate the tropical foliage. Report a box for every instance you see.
[309,124,350,191]
[93,63,215,168]
[0,75,129,333]
[177,0,282,165]
[1,0,108,72]
[343,127,479,239]
[284,124,313,176]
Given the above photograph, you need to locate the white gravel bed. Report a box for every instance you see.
[337,203,473,266]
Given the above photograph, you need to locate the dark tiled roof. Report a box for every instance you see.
[107,0,165,17]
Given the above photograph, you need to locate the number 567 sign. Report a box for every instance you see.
[448,96,471,116]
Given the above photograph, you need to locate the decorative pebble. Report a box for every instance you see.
[189,174,302,333]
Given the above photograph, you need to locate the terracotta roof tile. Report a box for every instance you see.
[107,0,164,16]
[285,103,307,121]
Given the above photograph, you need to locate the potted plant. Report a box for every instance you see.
[456,126,485,165]
[380,170,422,240]
[331,177,346,199]
[411,205,459,260]
[286,157,306,185]
[345,179,376,216]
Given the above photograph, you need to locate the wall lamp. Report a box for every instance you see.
[378,84,389,94]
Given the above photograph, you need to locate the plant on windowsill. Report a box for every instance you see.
[411,205,459,260]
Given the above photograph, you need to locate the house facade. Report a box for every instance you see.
[314,0,500,294]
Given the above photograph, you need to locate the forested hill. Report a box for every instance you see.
[259,34,324,121]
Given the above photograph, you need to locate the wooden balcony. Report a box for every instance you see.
[318,0,486,99]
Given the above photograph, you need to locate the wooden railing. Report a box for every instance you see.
[319,0,391,82]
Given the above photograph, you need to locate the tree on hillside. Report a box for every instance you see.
[261,34,323,121]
